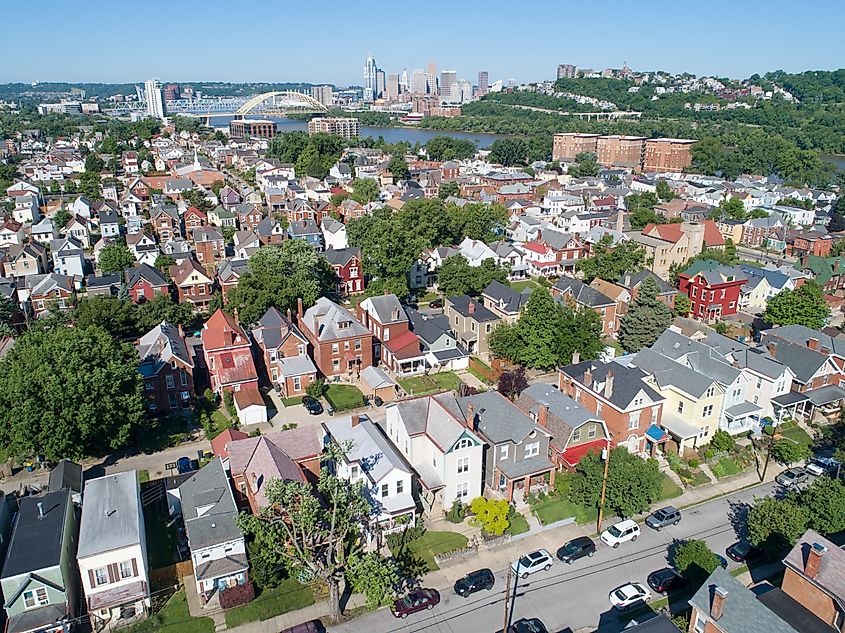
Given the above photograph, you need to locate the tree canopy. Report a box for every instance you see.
[619,276,673,352]
[425,136,476,161]
[387,156,409,181]
[72,295,137,338]
[489,138,529,166]
[98,243,136,274]
[436,255,509,297]
[577,235,646,283]
[762,282,830,330]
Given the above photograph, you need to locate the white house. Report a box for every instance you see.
[385,392,484,512]
[179,458,248,602]
[77,471,150,630]
[12,194,41,224]
[0,220,24,246]
[322,415,415,541]
[71,195,95,220]
[50,236,87,278]
[321,217,348,250]
[64,215,91,248]
[458,237,497,266]
[31,217,60,244]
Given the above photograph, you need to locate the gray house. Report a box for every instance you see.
[443,295,499,359]
[457,390,554,501]
[1,490,80,633]
[406,309,469,371]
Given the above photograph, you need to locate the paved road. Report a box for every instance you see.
[736,246,796,267]
[329,482,776,633]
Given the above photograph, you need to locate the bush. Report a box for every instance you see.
[445,499,466,523]
[468,497,510,535]
[220,582,255,610]
[763,424,775,436]
[385,523,426,550]
[306,379,327,398]
[688,458,700,468]
[704,448,715,460]
[554,472,573,496]
[223,390,236,417]
[710,429,735,452]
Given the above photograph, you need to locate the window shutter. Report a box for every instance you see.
[131,558,138,577]
[88,569,96,589]
[107,564,117,583]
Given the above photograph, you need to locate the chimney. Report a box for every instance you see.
[821,346,831,355]
[615,209,624,233]
[572,350,580,365]
[351,414,360,428]
[177,323,184,337]
[711,586,728,621]
[537,403,549,428]
[583,367,593,388]
[468,301,475,315]
[297,297,303,319]
[465,403,474,429]
[287,307,292,321]
[808,337,819,351]
[37,502,44,520]
[805,542,828,579]
[605,370,614,398]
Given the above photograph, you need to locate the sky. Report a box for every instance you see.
[1,0,842,85]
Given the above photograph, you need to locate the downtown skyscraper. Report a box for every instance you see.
[363,54,382,101]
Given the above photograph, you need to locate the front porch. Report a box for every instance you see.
[195,555,248,604]
[494,456,556,502]
[723,401,763,435]
[658,416,699,457]
[773,386,845,424]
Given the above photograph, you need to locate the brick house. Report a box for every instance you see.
[192,226,225,268]
[358,294,425,375]
[150,205,182,242]
[251,307,316,397]
[324,247,364,296]
[740,215,785,248]
[678,261,748,322]
[298,297,372,379]
[233,204,263,231]
[184,206,208,234]
[137,321,194,414]
[170,258,215,311]
[781,529,845,631]
[558,359,666,454]
[125,263,169,304]
[28,273,76,316]
[227,434,307,514]
[552,276,618,338]
[217,259,248,302]
[786,230,833,259]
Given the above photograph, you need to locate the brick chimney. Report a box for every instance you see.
[808,337,819,351]
[572,350,580,365]
[711,586,728,621]
[297,297,303,319]
[537,403,549,428]
[287,307,292,321]
[465,403,474,430]
[468,301,475,315]
[805,542,828,579]
[351,414,360,428]
[583,367,593,388]
[605,370,614,398]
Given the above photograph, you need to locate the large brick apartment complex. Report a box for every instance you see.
[553,133,695,173]
[307,117,360,139]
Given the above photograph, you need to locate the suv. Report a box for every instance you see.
[454,568,495,597]
[556,537,596,564]
[645,506,681,530]
[776,467,810,489]
[806,457,839,477]
[511,550,554,579]
[600,519,640,548]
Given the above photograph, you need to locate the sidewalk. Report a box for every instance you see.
[226,594,369,633]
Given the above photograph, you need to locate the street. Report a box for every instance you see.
[329,482,775,633]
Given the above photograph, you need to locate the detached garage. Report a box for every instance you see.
[233,384,268,426]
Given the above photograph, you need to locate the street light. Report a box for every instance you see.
[596,441,611,534]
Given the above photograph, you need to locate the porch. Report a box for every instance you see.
[195,555,248,604]
[723,401,763,435]
[495,456,556,502]
[773,386,845,423]
[659,415,700,457]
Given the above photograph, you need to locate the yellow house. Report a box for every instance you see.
[631,348,725,455]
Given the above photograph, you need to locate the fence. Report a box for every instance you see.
[470,357,500,384]
[432,533,512,565]
[149,560,193,586]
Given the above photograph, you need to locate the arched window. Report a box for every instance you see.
[455,438,473,450]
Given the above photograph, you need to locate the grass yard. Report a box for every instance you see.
[510,278,541,292]
[128,588,214,633]
[143,505,178,569]
[399,371,463,396]
[658,474,683,500]
[507,510,531,535]
[138,470,150,484]
[324,384,365,411]
[778,424,813,449]
[530,495,597,526]
[392,531,468,573]
[281,395,304,408]
[224,579,315,628]
[711,457,742,479]
[139,415,192,454]
[467,365,493,385]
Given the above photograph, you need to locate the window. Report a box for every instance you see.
[633,397,644,407]
[693,613,705,633]
[293,376,301,391]
[165,374,175,390]
[298,344,306,355]
[95,567,109,586]
[23,588,49,609]
[705,386,715,398]
[756,377,762,389]
[677,401,685,414]
[628,412,639,430]
[331,343,339,354]
[703,404,713,417]
[180,371,188,386]
[396,480,404,494]
[381,483,389,498]
[455,438,473,450]
[596,402,602,416]
[344,340,350,350]
[588,425,597,438]
[457,457,469,474]
[500,445,509,460]
[732,388,741,398]
[525,442,540,458]
[350,465,359,479]
[456,482,469,500]
[120,561,133,579]
[355,338,361,350]
[332,359,340,370]
[650,408,658,425]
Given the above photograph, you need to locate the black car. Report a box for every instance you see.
[302,395,324,415]
[508,618,548,633]
[726,541,763,563]
[556,536,596,564]
[453,568,495,597]
[647,568,688,593]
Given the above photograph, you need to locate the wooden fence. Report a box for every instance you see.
[149,560,193,586]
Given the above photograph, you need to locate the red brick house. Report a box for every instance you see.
[324,247,364,295]
[678,261,748,322]
[251,307,317,397]
[137,321,194,414]
[552,276,618,338]
[358,294,425,375]
[781,530,845,632]
[170,257,215,311]
[184,206,208,234]
[28,273,75,316]
[217,259,248,303]
[786,230,833,259]
[298,297,373,379]
[125,263,169,304]
[192,226,225,268]
[150,205,182,242]
[234,203,263,231]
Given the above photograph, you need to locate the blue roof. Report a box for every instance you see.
[646,424,668,442]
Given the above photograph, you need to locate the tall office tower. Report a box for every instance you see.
[163,83,180,101]
[557,64,577,79]
[477,71,489,96]
[386,74,400,100]
[400,68,409,93]
[426,60,438,95]
[410,69,427,94]
[364,54,378,101]
[144,78,165,119]
[310,85,333,107]
[376,70,386,100]
[440,70,457,102]
[456,79,473,103]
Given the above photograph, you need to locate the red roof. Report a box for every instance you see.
[559,438,608,468]
[202,309,250,351]
[384,330,422,358]
[642,220,724,247]
[211,428,249,458]
[233,383,266,409]
[521,241,553,255]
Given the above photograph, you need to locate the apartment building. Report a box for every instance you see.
[642,138,695,173]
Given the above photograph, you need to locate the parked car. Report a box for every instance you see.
[600,519,640,548]
[645,506,681,530]
[726,541,763,563]
[647,568,689,593]
[428,299,443,309]
[302,395,323,415]
[609,582,651,610]
[511,549,554,579]
[454,568,495,597]
[806,457,839,477]
[391,589,440,619]
[504,618,548,633]
[279,621,322,633]
[176,456,195,474]
[556,537,596,564]
[776,467,810,488]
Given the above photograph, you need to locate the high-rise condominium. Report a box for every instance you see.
[364,54,379,101]
[440,70,457,102]
[410,69,427,94]
[144,78,165,119]
[426,60,438,95]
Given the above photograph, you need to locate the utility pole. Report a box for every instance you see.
[502,566,512,632]
[596,442,611,534]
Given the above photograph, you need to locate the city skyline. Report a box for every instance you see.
[1,0,843,84]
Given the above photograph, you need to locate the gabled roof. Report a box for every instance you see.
[362,294,407,325]
[482,280,531,315]
[125,263,168,288]
[682,260,748,286]
[560,360,663,410]
[252,307,307,350]
[651,329,743,386]
[516,383,601,451]
[227,436,306,508]
[764,324,845,358]
[324,247,360,267]
[170,257,212,285]
[202,309,250,351]
[301,297,369,341]
[762,336,832,384]
[179,458,243,549]
[632,347,718,399]
[642,219,724,247]
[137,320,193,374]
[782,529,845,609]
[323,415,411,483]
[446,295,499,322]
[553,276,615,308]
[457,390,545,445]
[617,270,675,295]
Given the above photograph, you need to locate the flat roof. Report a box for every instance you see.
[78,471,142,558]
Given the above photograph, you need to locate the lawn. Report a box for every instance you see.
[507,510,530,535]
[128,588,214,633]
[509,278,541,292]
[778,423,813,449]
[138,469,150,484]
[391,531,468,573]
[658,474,683,500]
[143,505,178,569]
[139,415,192,454]
[530,494,597,526]
[224,579,315,628]
[281,395,304,408]
[467,365,493,386]
[324,384,365,411]
[711,457,742,479]
[399,371,463,396]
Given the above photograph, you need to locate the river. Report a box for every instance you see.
[209,115,501,148]
[823,154,845,171]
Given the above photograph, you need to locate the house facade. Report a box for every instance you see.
[298,297,373,379]
[137,321,195,415]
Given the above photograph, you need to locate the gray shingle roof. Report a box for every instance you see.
[1,490,71,579]
[560,360,663,410]
[179,458,243,550]
[760,336,828,384]
[553,276,615,308]
[302,297,369,341]
[364,294,407,325]
[456,390,543,444]
[651,330,742,386]
[632,347,716,399]
[782,529,845,609]
[393,392,474,452]
[447,295,499,322]
[323,415,411,483]
[482,281,531,315]
[765,324,845,357]
[516,383,600,451]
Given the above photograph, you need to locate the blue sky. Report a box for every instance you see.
[2,0,842,85]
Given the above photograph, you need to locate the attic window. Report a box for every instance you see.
[338,321,349,330]
[726,276,734,282]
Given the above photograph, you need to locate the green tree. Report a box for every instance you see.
[656,180,675,202]
[350,178,379,204]
[436,255,478,297]
[576,235,646,283]
[84,153,105,173]
[747,496,809,552]
[674,293,691,317]
[98,243,136,274]
[0,326,146,460]
[770,437,812,465]
[78,170,102,200]
[438,181,460,200]
[626,192,661,229]
[468,497,510,535]
[425,136,476,161]
[568,152,599,177]
[828,196,845,232]
[237,443,372,623]
[0,295,16,337]
[672,540,721,584]
[510,288,567,370]
[387,156,409,181]
[489,138,529,166]
[800,477,845,535]
[72,296,137,338]
[228,241,338,325]
[619,276,673,352]
[719,196,748,221]
[709,429,735,452]
[53,208,71,231]
[762,282,830,330]
[135,293,194,332]
[154,254,176,280]
[346,552,399,608]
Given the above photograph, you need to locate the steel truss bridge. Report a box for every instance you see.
[104,91,329,120]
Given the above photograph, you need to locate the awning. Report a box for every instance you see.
[725,401,762,419]
[87,580,147,611]
[498,455,555,480]
[343,351,361,362]
[560,439,606,467]
[772,391,809,407]
[414,462,445,491]
[645,424,669,443]
[805,385,845,407]
[661,414,701,440]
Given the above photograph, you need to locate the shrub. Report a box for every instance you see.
[710,429,735,453]
[672,540,720,583]
[554,472,572,496]
[538,491,546,500]
[223,390,236,417]
[468,497,510,535]
[445,500,466,523]
[688,458,700,468]
[385,523,426,550]
[306,379,327,398]
[704,448,715,460]
[763,424,775,436]
[220,582,255,609]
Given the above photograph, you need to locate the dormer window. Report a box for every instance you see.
[338,321,349,330]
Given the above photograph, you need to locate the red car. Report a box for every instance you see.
[391,589,440,619]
